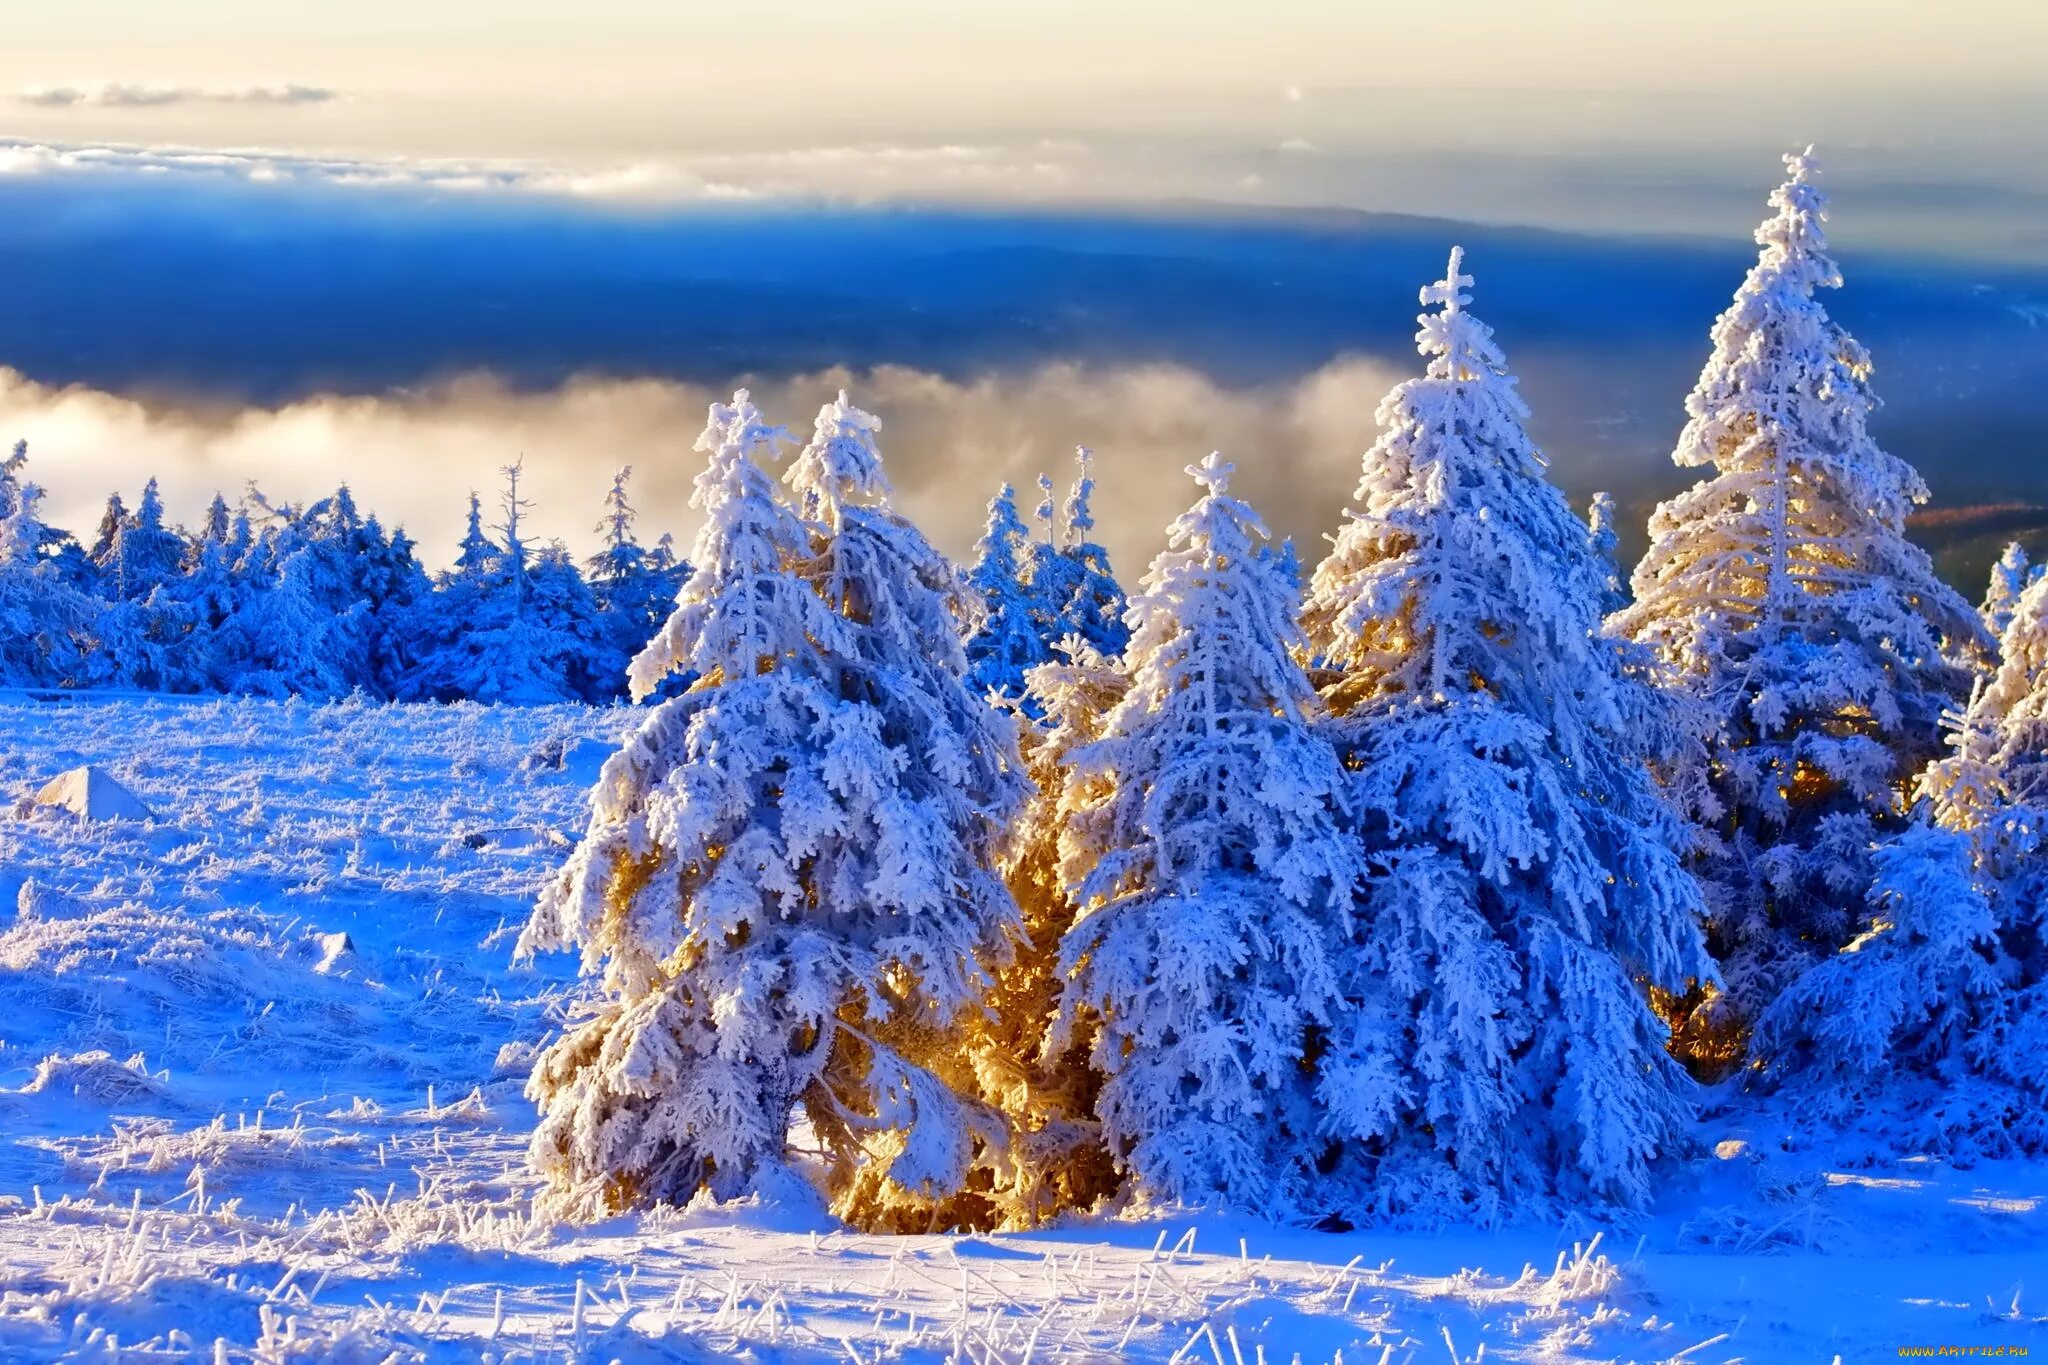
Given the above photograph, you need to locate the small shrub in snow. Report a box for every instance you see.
[19,1051,167,1104]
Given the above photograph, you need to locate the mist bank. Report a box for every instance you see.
[6,354,2038,594]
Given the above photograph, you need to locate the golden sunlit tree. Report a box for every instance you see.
[1611,149,1990,1074]
[519,390,1028,1225]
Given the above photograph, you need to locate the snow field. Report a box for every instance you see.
[0,694,2042,1361]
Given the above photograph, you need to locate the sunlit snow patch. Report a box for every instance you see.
[28,766,154,823]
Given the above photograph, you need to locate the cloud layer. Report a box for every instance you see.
[0,360,1410,579]
[0,133,1093,204]
[19,83,337,109]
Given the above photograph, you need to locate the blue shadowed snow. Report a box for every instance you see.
[0,694,2042,1360]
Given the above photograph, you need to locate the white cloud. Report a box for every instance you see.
[19,83,339,109]
[0,125,1372,212]
[0,134,1105,204]
[0,359,1405,576]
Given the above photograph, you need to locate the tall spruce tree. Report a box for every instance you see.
[1053,453,1353,1209]
[521,391,1025,1223]
[958,636,1128,1226]
[1611,150,1989,1065]
[1303,248,1711,1219]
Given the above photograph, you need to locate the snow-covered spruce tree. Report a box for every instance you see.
[1901,572,2048,1150]
[1747,822,2043,1156]
[521,390,1027,1224]
[779,391,1039,1228]
[1052,452,1353,1210]
[81,478,198,690]
[0,441,95,686]
[402,464,598,703]
[1612,149,1989,1067]
[586,465,679,685]
[170,509,251,690]
[206,539,352,698]
[1055,447,1130,658]
[1981,541,2033,640]
[453,464,596,704]
[196,492,232,558]
[962,484,1051,707]
[454,491,496,576]
[1303,248,1711,1220]
[87,492,126,568]
[1586,491,1628,614]
[99,478,188,603]
[952,635,1128,1226]
[1260,536,1303,595]
[1927,573,2048,889]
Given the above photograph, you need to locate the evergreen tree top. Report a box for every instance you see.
[1307,246,1611,727]
[136,478,167,527]
[1061,446,1097,537]
[1983,541,2033,638]
[1754,145,1835,293]
[787,390,888,527]
[454,489,498,575]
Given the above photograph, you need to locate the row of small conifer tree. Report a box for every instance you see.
[0,449,689,703]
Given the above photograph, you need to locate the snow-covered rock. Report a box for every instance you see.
[31,765,154,822]
[312,931,359,975]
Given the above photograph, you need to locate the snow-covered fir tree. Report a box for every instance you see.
[521,390,1026,1224]
[1748,820,2044,1156]
[1054,447,1130,658]
[1611,150,1988,1068]
[964,450,1130,711]
[1053,452,1354,1210]
[585,465,682,688]
[88,492,126,567]
[1260,536,1303,595]
[0,442,95,686]
[1586,491,1628,613]
[402,465,600,703]
[206,538,352,698]
[586,466,646,599]
[956,636,1128,1226]
[454,491,496,576]
[1928,572,2048,889]
[99,478,188,603]
[1897,571,2048,1151]
[1303,248,1712,1220]
[1981,541,2033,639]
[197,492,232,556]
[169,508,252,690]
[963,484,1051,707]
[527,541,615,701]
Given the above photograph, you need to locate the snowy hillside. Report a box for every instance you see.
[0,693,2042,1362]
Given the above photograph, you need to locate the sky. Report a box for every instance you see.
[0,2,2043,578]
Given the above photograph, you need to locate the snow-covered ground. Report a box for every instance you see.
[0,694,2043,1363]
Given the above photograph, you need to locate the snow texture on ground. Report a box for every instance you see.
[0,693,2043,1362]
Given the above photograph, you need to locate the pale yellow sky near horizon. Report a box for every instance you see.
[0,0,2039,158]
